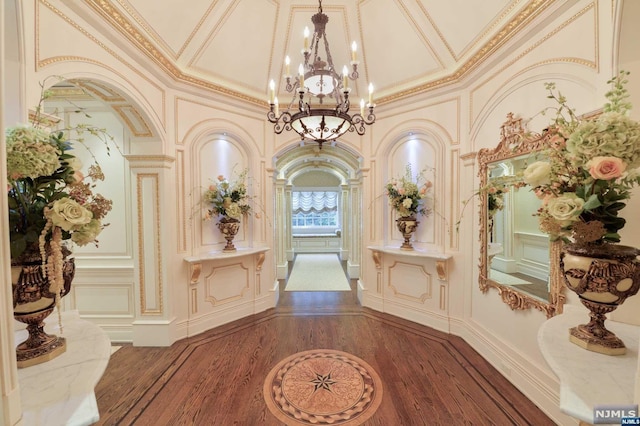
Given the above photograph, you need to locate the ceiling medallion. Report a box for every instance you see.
[267,0,375,148]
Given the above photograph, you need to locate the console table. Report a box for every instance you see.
[184,247,272,337]
[16,310,111,426]
[364,246,453,333]
[538,305,639,424]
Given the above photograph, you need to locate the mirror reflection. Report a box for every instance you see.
[478,113,565,317]
[486,154,550,301]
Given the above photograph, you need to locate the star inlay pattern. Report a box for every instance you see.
[311,372,337,392]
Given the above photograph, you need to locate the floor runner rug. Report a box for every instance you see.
[285,254,351,291]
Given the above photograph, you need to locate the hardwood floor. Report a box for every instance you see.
[94,259,555,425]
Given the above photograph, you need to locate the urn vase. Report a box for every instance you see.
[217,216,241,252]
[11,247,74,368]
[560,243,640,355]
[396,216,419,250]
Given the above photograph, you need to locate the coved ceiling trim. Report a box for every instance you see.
[82,0,556,106]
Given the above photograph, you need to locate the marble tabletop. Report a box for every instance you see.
[367,245,453,260]
[184,246,270,263]
[16,310,111,426]
[538,304,640,424]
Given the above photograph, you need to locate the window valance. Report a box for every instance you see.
[292,191,338,214]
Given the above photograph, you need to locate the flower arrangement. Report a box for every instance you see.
[203,168,254,220]
[523,71,640,244]
[485,180,511,218]
[6,81,115,299]
[456,173,527,232]
[385,164,433,218]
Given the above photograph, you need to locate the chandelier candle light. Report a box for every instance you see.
[267,0,375,148]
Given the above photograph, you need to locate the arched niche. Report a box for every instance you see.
[381,129,448,252]
[189,131,256,251]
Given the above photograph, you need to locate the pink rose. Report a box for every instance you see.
[398,188,405,195]
[209,184,217,191]
[587,156,627,180]
[217,175,225,181]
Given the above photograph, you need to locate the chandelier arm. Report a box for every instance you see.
[349,117,366,136]
[266,108,277,123]
[351,109,376,126]
[285,76,298,93]
[364,106,376,124]
[271,111,293,134]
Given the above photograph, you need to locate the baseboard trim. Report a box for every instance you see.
[132,317,178,347]
[458,318,577,425]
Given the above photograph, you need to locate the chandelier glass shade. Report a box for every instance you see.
[267,0,375,148]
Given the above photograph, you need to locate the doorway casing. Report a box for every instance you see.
[272,144,364,281]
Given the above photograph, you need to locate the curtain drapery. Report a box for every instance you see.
[292,191,338,214]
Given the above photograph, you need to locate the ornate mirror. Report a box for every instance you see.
[477,113,565,318]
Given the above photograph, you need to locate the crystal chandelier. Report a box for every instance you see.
[267,0,375,148]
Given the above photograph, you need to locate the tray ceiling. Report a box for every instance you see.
[78,0,556,105]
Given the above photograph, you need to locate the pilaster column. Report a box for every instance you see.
[340,184,349,261]
[126,155,177,346]
[273,178,289,279]
[347,172,364,279]
[285,184,293,262]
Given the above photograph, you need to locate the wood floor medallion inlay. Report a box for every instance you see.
[263,349,383,425]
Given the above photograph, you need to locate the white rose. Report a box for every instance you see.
[523,161,552,188]
[546,193,584,226]
[48,198,93,231]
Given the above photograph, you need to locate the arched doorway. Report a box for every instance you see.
[272,143,364,282]
[39,77,169,345]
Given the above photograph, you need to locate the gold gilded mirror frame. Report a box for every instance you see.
[477,113,565,318]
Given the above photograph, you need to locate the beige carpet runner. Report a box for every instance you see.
[285,254,351,291]
[263,349,383,425]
